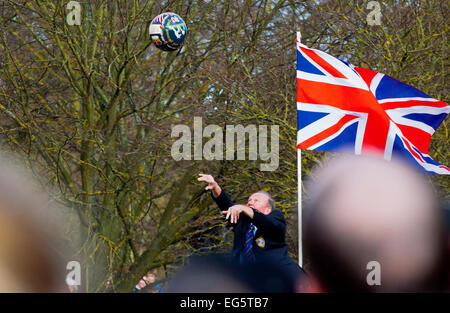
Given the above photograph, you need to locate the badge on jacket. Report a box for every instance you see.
[255,237,265,248]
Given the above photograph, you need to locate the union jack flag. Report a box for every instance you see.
[296,40,449,174]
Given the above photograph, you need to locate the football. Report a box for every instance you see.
[149,12,187,51]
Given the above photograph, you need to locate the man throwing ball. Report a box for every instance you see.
[198,174,305,281]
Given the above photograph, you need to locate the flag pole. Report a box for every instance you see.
[296,31,303,268]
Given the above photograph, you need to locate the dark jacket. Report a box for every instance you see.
[213,190,304,276]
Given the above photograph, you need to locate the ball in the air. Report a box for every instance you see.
[149,13,187,51]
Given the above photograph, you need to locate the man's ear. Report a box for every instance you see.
[264,206,271,215]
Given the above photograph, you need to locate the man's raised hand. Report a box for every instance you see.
[222,205,242,224]
[222,205,254,224]
[198,173,221,198]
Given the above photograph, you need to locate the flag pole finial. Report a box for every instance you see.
[297,31,302,43]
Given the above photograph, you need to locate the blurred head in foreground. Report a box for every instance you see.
[0,157,67,292]
[166,254,298,293]
[303,155,447,292]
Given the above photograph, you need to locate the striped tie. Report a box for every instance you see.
[243,224,255,263]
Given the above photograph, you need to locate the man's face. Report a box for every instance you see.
[247,193,271,215]
[138,272,156,288]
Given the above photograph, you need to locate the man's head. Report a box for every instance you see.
[247,191,275,215]
[303,155,447,292]
[137,270,156,289]
[0,157,67,292]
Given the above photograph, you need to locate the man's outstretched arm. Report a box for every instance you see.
[198,174,253,226]
[223,205,285,237]
[198,173,233,212]
[198,173,222,198]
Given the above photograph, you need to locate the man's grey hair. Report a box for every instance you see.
[255,190,276,210]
